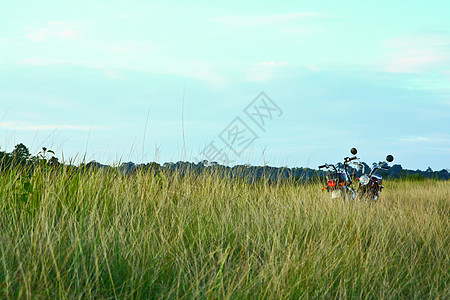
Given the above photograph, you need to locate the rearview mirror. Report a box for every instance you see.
[386,155,394,162]
[350,148,357,155]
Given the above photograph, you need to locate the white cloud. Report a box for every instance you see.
[385,51,444,73]
[14,57,62,66]
[54,30,81,40]
[114,13,142,20]
[10,21,224,84]
[406,75,450,91]
[280,26,315,35]
[245,61,288,82]
[24,21,86,42]
[9,20,272,84]
[261,61,287,66]
[386,36,450,48]
[86,40,159,54]
[399,134,450,144]
[381,35,450,73]
[0,122,94,131]
[210,12,329,27]
[12,53,227,84]
[399,136,430,142]
[103,69,122,79]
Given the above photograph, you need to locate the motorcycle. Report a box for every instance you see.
[318,148,359,200]
[356,154,394,202]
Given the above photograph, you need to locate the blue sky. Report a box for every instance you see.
[1,0,449,170]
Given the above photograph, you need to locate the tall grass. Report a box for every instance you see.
[0,166,448,298]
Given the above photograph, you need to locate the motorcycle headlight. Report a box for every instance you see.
[359,175,370,185]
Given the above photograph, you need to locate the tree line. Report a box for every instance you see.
[1,143,448,181]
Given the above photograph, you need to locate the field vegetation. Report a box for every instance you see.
[0,161,448,298]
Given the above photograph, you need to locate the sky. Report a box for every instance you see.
[1,0,449,170]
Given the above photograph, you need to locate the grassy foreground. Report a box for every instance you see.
[0,167,448,299]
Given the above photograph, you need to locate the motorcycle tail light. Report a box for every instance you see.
[327,180,336,187]
[340,182,345,186]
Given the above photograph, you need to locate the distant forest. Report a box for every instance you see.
[1,143,449,181]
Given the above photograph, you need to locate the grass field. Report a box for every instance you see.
[0,166,448,299]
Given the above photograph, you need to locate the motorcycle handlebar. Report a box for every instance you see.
[344,156,358,163]
[318,164,327,169]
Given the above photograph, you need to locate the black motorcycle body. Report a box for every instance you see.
[356,155,394,203]
[357,173,383,202]
[319,152,358,200]
[319,149,394,203]
[324,172,353,200]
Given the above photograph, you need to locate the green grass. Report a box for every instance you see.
[0,167,448,299]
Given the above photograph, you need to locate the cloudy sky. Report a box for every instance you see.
[1,0,449,170]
